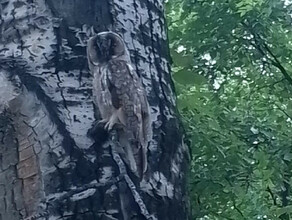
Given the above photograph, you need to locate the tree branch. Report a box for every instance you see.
[266,187,277,206]
[241,21,292,87]
[262,43,292,86]
[274,103,292,120]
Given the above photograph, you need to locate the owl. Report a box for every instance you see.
[87,31,152,176]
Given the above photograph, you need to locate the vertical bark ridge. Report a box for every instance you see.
[109,0,189,219]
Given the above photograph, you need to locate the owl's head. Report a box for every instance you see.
[87,31,126,66]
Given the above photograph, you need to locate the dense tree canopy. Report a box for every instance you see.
[166,0,292,219]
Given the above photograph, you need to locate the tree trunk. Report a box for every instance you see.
[0,0,189,219]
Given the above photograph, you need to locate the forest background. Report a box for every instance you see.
[166,0,292,219]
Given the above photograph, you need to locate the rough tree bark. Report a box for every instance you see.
[0,0,189,219]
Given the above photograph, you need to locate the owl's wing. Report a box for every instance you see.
[138,89,152,174]
[107,59,151,174]
[126,63,152,173]
[106,60,133,113]
[107,59,150,133]
[138,83,152,145]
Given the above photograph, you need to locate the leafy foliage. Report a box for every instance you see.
[166,0,292,219]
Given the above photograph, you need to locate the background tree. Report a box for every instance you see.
[166,0,292,219]
[0,0,189,219]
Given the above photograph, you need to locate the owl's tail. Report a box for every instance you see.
[118,131,143,178]
[128,137,147,178]
[118,109,151,178]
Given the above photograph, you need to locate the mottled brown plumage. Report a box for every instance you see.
[87,32,152,176]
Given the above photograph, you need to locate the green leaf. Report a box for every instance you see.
[173,69,207,85]
[275,206,292,216]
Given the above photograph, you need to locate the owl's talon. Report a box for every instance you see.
[104,122,110,130]
[104,112,119,130]
[98,119,108,125]
[104,121,114,130]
